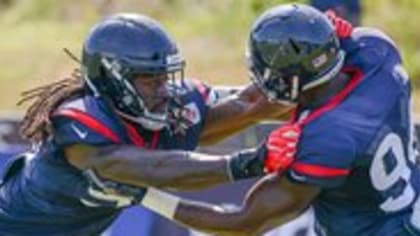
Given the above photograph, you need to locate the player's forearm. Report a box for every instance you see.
[141,175,310,236]
[141,188,256,236]
[141,189,294,236]
[90,145,231,190]
[200,94,256,146]
[199,85,293,146]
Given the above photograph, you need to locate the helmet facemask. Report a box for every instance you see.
[248,58,299,105]
[81,13,188,131]
[248,49,345,105]
[246,3,347,105]
[84,55,186,131]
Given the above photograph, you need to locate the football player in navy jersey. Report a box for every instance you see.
[100,4,420,236]
[0,13,295,236]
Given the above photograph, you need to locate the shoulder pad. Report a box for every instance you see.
[51,96,126,146]
[353,27,398,50]
[344,27,402,70]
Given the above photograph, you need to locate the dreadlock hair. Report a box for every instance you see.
[18,49,86,143]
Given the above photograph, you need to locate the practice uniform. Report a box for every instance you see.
[286,28,420,236]
[0,79,217,236]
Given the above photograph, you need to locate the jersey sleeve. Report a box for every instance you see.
[179,79,219,130]
[286,124,357,188]
[189,79,219,107]
[51,108,121,147]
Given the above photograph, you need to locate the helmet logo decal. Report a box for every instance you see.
[303,50,346,91]
[312,53,328,69]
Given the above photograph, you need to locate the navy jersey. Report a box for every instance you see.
[285,28,420,236]
[0,79,217,236]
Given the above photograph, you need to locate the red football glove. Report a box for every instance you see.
[325,10,353,38]
[264,123,301,173]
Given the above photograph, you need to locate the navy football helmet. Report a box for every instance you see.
[247,4,345,104]
[82,13,185,130]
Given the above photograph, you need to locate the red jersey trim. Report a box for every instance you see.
[122,121,159,149]
[291,162,350,177]
[122,121,145,147]
[54,108,120,143]
[299,67,364,125]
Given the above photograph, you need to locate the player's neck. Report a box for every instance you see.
[299,72,351,110]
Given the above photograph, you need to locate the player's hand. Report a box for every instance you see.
[240,83,294,121]
[325,10,353,38]
[227,123,300,180]
[264,123,301,173]
[227,146,267,181]
[82,169,147,208]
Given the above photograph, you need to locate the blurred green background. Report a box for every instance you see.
[0,0,419,111]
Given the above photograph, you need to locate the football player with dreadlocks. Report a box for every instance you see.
[83,4,420,236]
[0,13,293,235]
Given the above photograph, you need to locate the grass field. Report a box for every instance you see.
[0,0,419,111]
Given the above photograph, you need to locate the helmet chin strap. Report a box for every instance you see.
[116,110,168,131]
[138,117,167,131]
[255,50,346,105]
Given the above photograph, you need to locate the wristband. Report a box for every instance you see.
[141,187,181,220]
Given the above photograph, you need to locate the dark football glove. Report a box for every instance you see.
[227,123,301,181]
[227,145,268,181]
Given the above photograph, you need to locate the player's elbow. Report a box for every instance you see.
[237,195,306,235]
